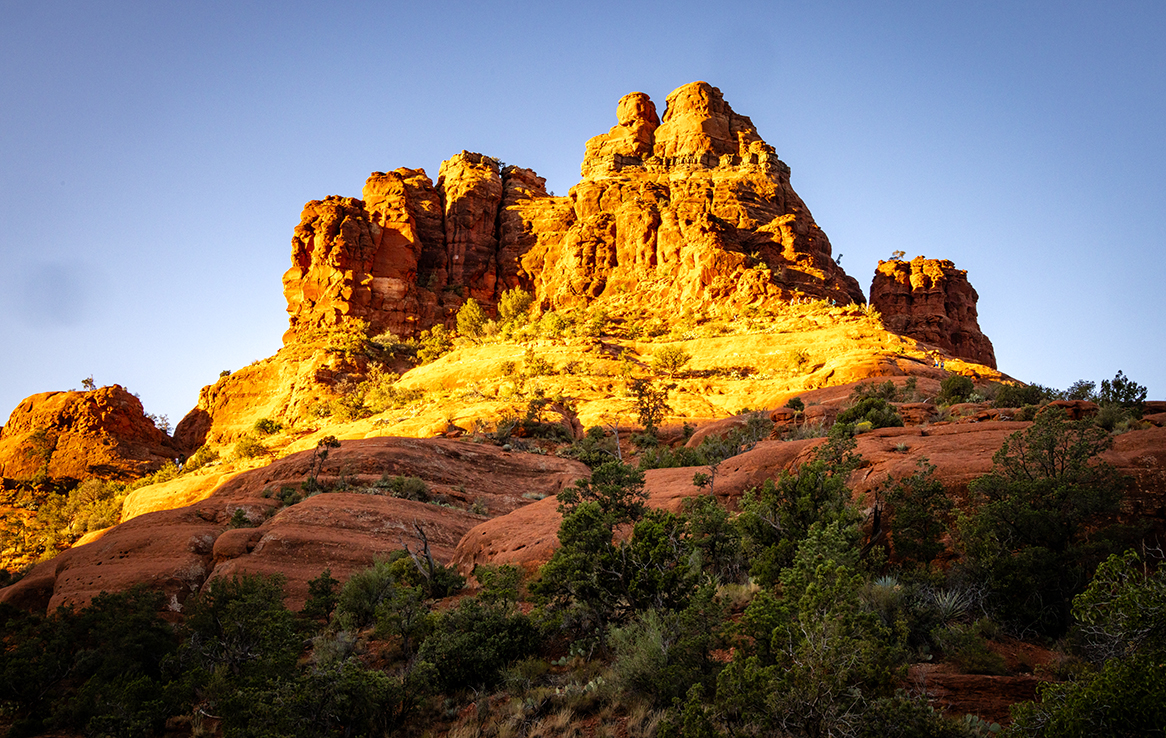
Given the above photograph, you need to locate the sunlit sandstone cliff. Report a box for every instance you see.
[282,81,864,342]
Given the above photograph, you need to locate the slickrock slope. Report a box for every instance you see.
[280,81,864,344]
[0,437,587,613]
[0,385,180,482]
[871,256,996,367]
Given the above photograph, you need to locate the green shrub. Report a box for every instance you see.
[375,475,430,502]
[415,324,453,364]
[333,559,400,630]
[784,396,805,412]
[184,444,219,472]
[931,618,1008,675]
[419,596,538,692]
[992,383,1048,409]
[1098,369,1147,419]
[231,434,268,460]
[456,298,487,338]
[252,417,282,435]
[498,287,534,325]
[836,397,903,429]
[960,408,1126,636]
[651,345,692,377]
[937,375,974,405]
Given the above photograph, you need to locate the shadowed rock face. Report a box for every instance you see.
[280,81,866,342]
[0,385,180,482]
[870,257,997,368]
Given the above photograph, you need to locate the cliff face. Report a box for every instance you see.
[0,386,180,482]
[281,81,865,342]
[870,257,996,368]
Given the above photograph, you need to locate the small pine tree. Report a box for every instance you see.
[456,298,486,338]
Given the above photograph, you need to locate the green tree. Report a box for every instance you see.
[960,408,1126,636]
[1098,369,1147,419]
[836,397,903,429]
[1010,550,1166,737]
[881,459,953,568]
[936,375,974,404]
[652,345,692,377]
[630,377,671,435]
[497,287,534,325]
[736,425,863,586]
[456,297,487,338]
[717,524,901,738]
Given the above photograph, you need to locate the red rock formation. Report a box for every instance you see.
[527,81,864,312]
[279,82,867,345]
[438,152,505,304]
[0,437,587,613]
[0,386,180,482]
[870,256,996,368]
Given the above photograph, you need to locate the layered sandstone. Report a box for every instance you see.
[280,82,866,345]
[0,385,180,482]
[870,257,996,367]
[0,437,585,613]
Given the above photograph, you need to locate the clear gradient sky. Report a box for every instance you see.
[2,1,1164,428]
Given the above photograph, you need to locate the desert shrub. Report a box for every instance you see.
[559,426,621,469]
[719,523,901,738]
[362,364,423,414]
[784,396,805,412]
[651,345,692,377]
[937,375,974,405]
[252,417,282,435]
[178,573,301,727]
[1064,379,1098,402]
[456,298,487,338]
[231,434,268,460]
[609,588,726,707]
[523,346,555,376]
[992,382,1049,409]
[415,324,453,364]
[851,380,899,402]
[0,586,179,737]
[299,569,340,623]
[333,559,400,630]
[737,425,862,586]
[184,444,219,472]
[931,618,1008,675]
[539,310,570,338]
[498,287,534,325]
[959,408,1127,637]
[836,396,904,429]
[557,461,648,523]
[419,594,538,692]
[375,474,430,502]
[881,460,953,568]
[1098,370,1147,418]
[1010,549,1166,736]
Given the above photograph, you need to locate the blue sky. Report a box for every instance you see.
[2,1,1163,427]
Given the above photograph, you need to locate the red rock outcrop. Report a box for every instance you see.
[279,82,867,345]
[0,385,180,482]
[526,81,864,312]
[452,421,1166,572]
[870,257,996,367]
[0,437,587,613]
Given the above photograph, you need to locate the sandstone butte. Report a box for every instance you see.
[2,82,1164,724]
